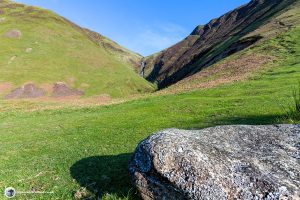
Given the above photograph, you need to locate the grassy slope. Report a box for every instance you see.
[0,1,153,98]
[82,28,143,72]
[0,23,299,199]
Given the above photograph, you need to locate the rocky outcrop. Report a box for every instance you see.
[51,82,84,97]
[144,0,296,89]
[129,125,300,200]
[4,29,22,39]
[5,83,45,99]
[4,82,85,99]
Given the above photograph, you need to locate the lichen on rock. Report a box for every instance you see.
[129,125,300,200]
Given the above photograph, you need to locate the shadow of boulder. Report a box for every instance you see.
[70,153,134,199]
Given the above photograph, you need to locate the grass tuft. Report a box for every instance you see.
[284,83,300,123]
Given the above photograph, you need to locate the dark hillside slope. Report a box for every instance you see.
[162,0,300,93]
[144,0,296,89]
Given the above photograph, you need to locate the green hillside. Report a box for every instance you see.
[82,28,143,73]
[0,0,153,98]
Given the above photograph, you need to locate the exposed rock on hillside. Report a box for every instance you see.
[144,0,296,89]
[129,125,300,199]
[5,83,45,99]
[52,82,84,97]
[4,29,21,39]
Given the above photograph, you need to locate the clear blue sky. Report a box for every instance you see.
[15,0,250,56]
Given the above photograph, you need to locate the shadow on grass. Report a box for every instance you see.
[190,113,287,130]
[215,114,284,125]
[70,153,135,199]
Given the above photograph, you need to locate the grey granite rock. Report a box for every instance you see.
[129,125,300,200]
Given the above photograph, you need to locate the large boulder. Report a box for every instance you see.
[129,125,300,200]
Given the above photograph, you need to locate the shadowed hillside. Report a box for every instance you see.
[144,0,299,90]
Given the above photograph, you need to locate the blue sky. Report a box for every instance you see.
[15,0,250,56]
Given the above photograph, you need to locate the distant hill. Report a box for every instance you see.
[0,0,153,99]
[144,0,300,90]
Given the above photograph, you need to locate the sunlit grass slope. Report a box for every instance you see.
[0,0,154,98]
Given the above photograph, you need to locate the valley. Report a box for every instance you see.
[0,0,299,199]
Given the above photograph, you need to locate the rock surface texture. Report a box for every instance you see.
[129,125,300,200]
